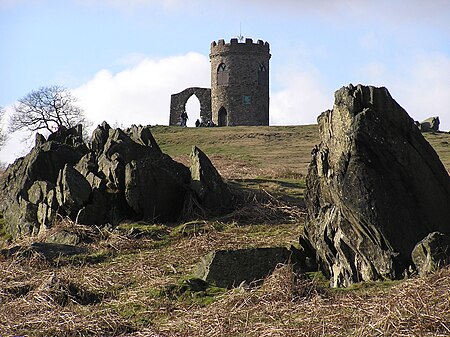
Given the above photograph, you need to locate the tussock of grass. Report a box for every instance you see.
[217,185,306,226]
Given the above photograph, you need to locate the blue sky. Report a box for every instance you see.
[1,0,450,162]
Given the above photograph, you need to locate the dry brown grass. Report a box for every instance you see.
[1,125,450,336]
[2,210,450,336]
[156,265,450,337]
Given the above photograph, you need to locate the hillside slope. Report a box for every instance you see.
[151,125,450,178]
[1,125,449,336]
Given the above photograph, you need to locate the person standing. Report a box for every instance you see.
[180,111,188,127]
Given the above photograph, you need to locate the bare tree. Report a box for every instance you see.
[9,85,90,135]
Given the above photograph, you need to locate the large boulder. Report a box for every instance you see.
[189,146,233,212]
[194,247,292,288]
[411,232,450,276]
[303,84,450,287]
[419,116,440,132]
[124,157,191,222]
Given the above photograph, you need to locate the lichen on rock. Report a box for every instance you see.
[303,84,450,287]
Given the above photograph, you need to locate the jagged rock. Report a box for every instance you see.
[303,84,450,287]
[48,124,86,150]
[127,124,162,151]
[0,128,88,238]
[75,189,108,225]
[97,153,124,191]
[1,122,232,239]
[189,146,233,211]
[90,121,111,156]
[56,164,92,217]
[124,157,191,222]
[412,232,450,276]
[45,230,80,246]
[36,202,57,231]
[74,152,98,178]
[194,247,292,288]
[35,133,46,147]
[27,180,55,205]
[420,116,440,132]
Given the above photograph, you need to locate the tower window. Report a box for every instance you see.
[217,63,229,85]
[258,63,267,86]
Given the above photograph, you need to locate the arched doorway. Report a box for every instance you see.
[169,87,211,126]
[218,107,227,126]
[185,94,201,127]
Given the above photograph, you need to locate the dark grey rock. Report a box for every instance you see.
[45,230,80,246]
[194,247,292,288]
[189,146,233,212]
[420,116,440,132]
[75,189,108,226]
[1,121,232,240]
[90,121,111,156]
[36,202,57,230]
[412,232,450,275]
[97,153,124,191]
[124,157,191,222]
[27,180,55,205]
[30,242,87,260]
[303,84,450,287]
[74,152,98,179]
[127,124,161,151]
[56,164,92,217]
[35,133,46,147]
[0,126,88,238]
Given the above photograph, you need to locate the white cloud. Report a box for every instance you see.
[270,66,331,125]
[354,53,450,131]
[73,52,210,129]
[393,53,450,131]
[0,106,32,164]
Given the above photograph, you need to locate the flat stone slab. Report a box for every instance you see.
[194,247,291,288]
[31,242,87,260]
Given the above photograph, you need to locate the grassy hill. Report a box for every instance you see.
[151,125,450,178]
[1,125,450,336]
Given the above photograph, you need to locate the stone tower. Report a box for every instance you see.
[210,38,271,126]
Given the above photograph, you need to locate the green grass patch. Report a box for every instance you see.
[331,279,403,293]
[170,220,225,238]
[118,223,170,240]
[161,277,227,306]
[55,249,112,266]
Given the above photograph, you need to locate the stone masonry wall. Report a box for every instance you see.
[169,87,212,126]
[210,38,271,126]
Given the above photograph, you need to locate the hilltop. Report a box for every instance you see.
[151,125,450,177]
[0,124,450,336]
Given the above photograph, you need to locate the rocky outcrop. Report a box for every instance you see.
[0,127,88,237]
[0,123,232,239]
[303,84,450,287]
[411,232,450,276]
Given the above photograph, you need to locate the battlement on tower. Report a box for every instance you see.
[210,38,270,55]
